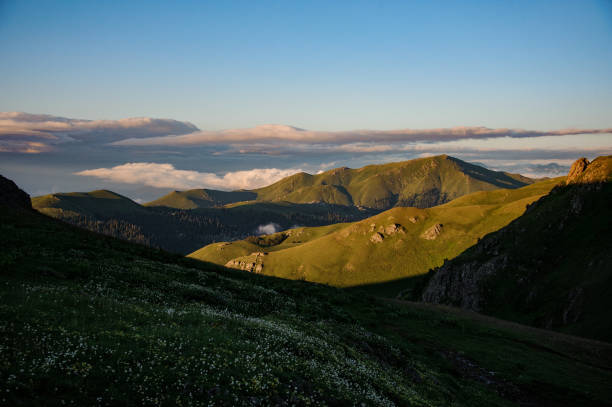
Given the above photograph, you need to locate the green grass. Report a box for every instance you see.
[1,206,611,405]
[191,178,560,288]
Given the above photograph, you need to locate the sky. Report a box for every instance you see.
[1,0,611,201]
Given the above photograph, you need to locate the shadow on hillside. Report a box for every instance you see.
[346,273,432,299]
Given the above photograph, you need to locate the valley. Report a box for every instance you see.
[190,177,560,287]
[1,176,611,406]
[31,155,534,255]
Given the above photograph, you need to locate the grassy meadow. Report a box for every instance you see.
[1,205,611,406]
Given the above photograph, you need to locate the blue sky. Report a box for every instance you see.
[0,0,611,200]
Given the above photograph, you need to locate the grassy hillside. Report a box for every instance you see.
[145,156,534,212]
[190,178,560,288]
[145,189,257,209]
[419,156,612,342]
[32,192,375,254]
[2,199,611,405]
[253,155,533,210]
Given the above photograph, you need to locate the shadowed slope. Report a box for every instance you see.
[145,189,257,209]
[1,176,611,405]
[420,156,612,342]
[32,191,375,254]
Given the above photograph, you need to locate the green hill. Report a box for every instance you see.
[419,156,612,342]
[145,189,256,209]
[2,177,611,405]
[253,155,533,209]
[190,178,560,287]
[144,156,534,211]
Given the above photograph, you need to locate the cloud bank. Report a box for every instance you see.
[2,112,610,158]
[0,112,198,153]
[113,123,612,147]
[75,162,303,190]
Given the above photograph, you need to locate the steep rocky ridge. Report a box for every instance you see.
[420,156,612,341]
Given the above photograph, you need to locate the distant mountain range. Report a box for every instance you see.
[252,155,534,209]
[143,154,534,210]
[32,155,532,253]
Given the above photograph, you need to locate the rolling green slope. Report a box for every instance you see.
[420,156,612,342]
[2,179,611,406]
[190,178,560,287]
[253,155,533,209]
[144,156,534,211]
[145,189,256,209]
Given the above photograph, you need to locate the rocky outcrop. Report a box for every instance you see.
[225,252,267,273]
[566,156,611,185]
[566,158,589,184]
[370,232,384,243]
[421,223,443,240]
[0,175,32,210]
[384,223,405,235]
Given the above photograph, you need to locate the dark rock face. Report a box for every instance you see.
[421,255,508,311]
[418,156,612,341]
[0,175,32,210]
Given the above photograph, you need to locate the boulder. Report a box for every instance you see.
[384,223,405,235]
[370,232,384,244]
[421,223,443,240]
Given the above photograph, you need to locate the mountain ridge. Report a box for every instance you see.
[144,155,534,210]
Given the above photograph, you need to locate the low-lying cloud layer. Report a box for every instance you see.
[0,112,198,153]
[2,112,611,156]
[75,162,302,190]
[114,123,612,147]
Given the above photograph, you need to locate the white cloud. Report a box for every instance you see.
[255,223,281,235]
[74,162,303,190]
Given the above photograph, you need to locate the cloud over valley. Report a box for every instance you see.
[75,163,303,191]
